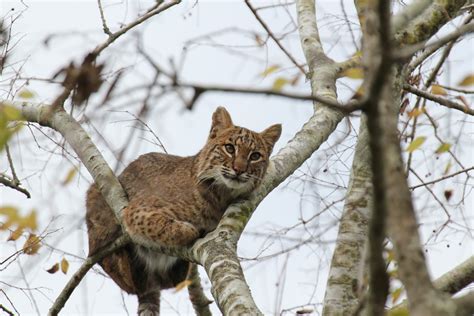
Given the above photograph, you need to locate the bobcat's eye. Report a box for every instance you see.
[249,152,261,161]
[224,144,235,154]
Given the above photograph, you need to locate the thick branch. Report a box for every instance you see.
[363,2,467,315]
[395,22,474,60]
[322,116,372,315]
[453,292,474,316]
[434,256,474,295]
[395,0,468,45]
[391,0,433,33]
[296,0,333,71]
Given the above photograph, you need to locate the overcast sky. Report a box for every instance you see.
[1,1,473,315]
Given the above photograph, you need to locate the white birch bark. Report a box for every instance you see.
[322,116,372,315]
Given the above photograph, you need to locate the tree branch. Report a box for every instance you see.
[410,166,474,190]
[394,22,474,60]
[363,0,470,314]
[453,291,474,316]
[395,0,469,45]
[403,84,474,115]
[0,173,30,198]
[48,235,130,316]
[187,264,213,316]
[322,116,372,315]
[174,82,360,113]
[360,0,392,313]
[391,0,433,33]
[91,0,180,59]
[16,102,129,220]
[244,0,306,74]
[434,256,474,295]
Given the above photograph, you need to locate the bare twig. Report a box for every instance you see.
[437,84,474,94]
[175,82,361,113]
[91,1,181,58]
[97,0,112,36]
[0,304,14,316]
[403,84,474,115]
[48,235,130,316]
[245,0,306,74]
[5,144,18,183]
[0,173,31,198]
[405,38,456,173]
[410,166,474,190]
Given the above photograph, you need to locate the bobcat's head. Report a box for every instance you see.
[196,107,281,197]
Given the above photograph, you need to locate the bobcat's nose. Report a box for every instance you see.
[233,158,247,176]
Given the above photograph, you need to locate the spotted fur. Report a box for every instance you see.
[85,107,281,315]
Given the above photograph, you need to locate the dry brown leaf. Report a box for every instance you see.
[406,136,426,153]
[23,233,41,255]
[431,84,447,96]
[61,258,69,274]
[7,228,23,241]
[174,279,192,292]
[47,263,60,274]
[457,74,474,86]
[61,167,77,186]
[342,67,364,79]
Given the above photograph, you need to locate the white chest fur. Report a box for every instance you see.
[134,246,178,274]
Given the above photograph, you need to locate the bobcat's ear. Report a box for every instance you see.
[260,124,282,151]
[209,107,233,138]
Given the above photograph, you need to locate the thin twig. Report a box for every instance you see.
[5,144,18,183]
[97,0,112,36]
[174,82,361,113]
[48,235,131,316]
[0,304,14,316]
[0,173,31,198]
[437,84,474,94]
[91,1,181,58]
[405,37,456,173]
[403,84,474,115]
[245,0,306,75]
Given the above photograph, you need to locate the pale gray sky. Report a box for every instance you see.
[1,1,472,315]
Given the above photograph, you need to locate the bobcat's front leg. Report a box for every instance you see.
[123,198,199,247]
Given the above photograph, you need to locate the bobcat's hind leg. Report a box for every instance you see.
[137,288,160,316]
[124,199,200,247]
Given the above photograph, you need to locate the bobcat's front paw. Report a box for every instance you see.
[169,221,200,246]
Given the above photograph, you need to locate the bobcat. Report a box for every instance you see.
[86,107,281,315]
